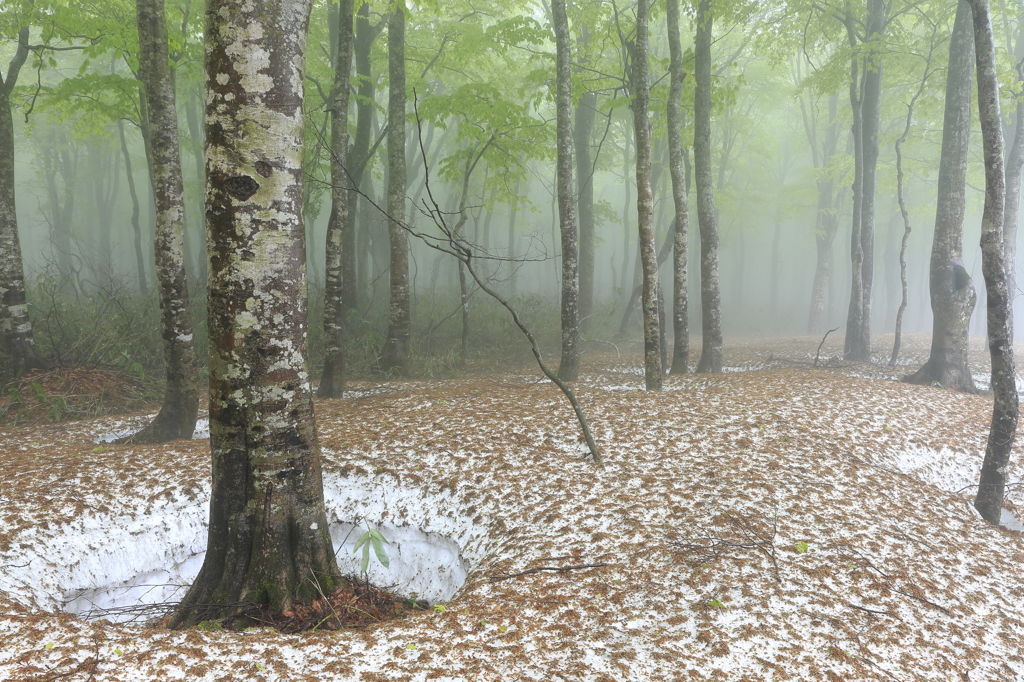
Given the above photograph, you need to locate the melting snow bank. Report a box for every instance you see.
[0,470,482,623]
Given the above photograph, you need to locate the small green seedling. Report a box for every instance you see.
[433,604,447,613]
[706,599,723,608]
[353,527,390,573]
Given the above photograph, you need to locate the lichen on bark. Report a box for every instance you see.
[170,0,340,628]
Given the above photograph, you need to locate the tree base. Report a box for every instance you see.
[902,357,979,394]
[115,393,199,444]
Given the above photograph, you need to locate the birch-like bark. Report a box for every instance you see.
[379,0,410,375]
[971,0,1019,525]
[630,0,661,389]
[319,0,354,398]
[122,0,199,444]
[904,0,977,389]
[0,27,45,380]
[170,0,339,628]
[694,0,722,374]
[667,0,689,374]
[553,0,580,381]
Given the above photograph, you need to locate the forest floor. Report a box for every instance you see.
[1,332,1024,681]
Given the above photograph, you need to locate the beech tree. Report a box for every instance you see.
[630,0,661,390]
[842,0,885,361]
[123,0,199,443]
[379,0,411,375]
[667,0,689,375]
[694,0,722,373]
[0,26,45,380]
[319,0,354,399]
[971,0,1019,525]
[170,0,340,627]
[904,0,977,390]
[553,0,580,381]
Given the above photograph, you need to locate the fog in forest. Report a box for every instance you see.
[2,0,1020,381]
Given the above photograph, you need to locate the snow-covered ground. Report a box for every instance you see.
[2,338,1024,680]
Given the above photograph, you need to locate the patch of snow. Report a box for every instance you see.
[1000,509,1024,532]
[1,472,476,623]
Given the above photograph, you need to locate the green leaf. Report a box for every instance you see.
[406,643,417,650]
[795,541,809,554]
[372,536,390,568]
[707,599,723,608]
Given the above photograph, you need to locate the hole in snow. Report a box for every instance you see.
[2,472,483,624]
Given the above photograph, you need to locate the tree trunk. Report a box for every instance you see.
[667,0,689,374]
[170,0,340,628]
[0,27,45,380]
[631,0,661,390]
[694,0,722,373]
[319,0,354,399]
[904,0,977,390]
[184,88,208,285]
[1003,31,1024,334]
[379,1,410,375]
[574,18,596,336]
[553,0,580,381]
[345,3,384,320]
[805,91,840,334]
[117,120,148,296]
[971,0,1019,525]
[850,0,885,359]
[121,0,199,444]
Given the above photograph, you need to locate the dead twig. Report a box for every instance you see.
[488,563,609,582]
[814,326,841,367]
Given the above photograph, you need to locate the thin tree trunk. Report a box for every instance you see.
[1003,31,1024,333]
[553,0,580,381]
[667,0,689,374]
[0,27,45,379]
[971,0,1019,525]
[118,119,148,296]
[380,1,411,375]
[120,0,198,444]
[694,0,722,373]
[320,0,354,398]
[183,88,208,285]
[889,25,937,366]
[632,0,661,389]
[843,15,866,360]
[170,0,339,628]
[574,19,596,336]
[345,4,384,320]
[851,0,885,359]
[904,0,977,389]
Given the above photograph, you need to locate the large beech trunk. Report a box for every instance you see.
[379,1,411,375]
[904,0,977,390]
[693,0,722,373]
[553,0,580,381]
[633,0,661,390]
[667,0,689,374]
[970,0,1019,525]
[320,0,354,399]
[0,28,44,380]
[124,0,199,444]
[169,0,340,628]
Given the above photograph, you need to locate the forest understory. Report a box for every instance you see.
[1,334,1023,680]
